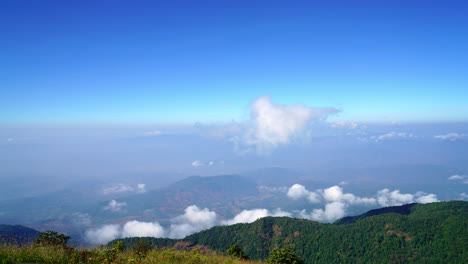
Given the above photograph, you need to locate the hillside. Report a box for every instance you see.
[0,225,40,246]
[113,201,468,263]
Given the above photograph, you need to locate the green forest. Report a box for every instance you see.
[112,201,468,263]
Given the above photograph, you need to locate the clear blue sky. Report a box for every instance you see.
[1,0,467,125]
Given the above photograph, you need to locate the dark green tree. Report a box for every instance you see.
[226,244,249,260]
[34,230,70,248]
[268,246,303,264]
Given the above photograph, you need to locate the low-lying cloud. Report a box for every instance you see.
[222,208,291,225]
[288,184,438,222]
[169,205,218,239]
[103,200,127,212]
[86,205,293,244]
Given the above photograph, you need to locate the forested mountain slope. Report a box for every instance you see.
[113,201,468,263]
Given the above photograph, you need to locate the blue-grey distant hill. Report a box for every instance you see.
[0,225,40,246]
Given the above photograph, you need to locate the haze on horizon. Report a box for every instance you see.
[1,0,467,244]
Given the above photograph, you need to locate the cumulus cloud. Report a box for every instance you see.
[86,221,165,245]
[168,205,217,239]
[86,205,293,244]
[448,175,466,181]
[121,221,165,238]
[415,193,438,204]
[434,133,463,141]
[376,189,438,206]
[85,224,120,245]
[287,184,438,222]
[287,184,320,203]
[103,200,127,212]
[222,208,291,225]
[299,202,347,222]
[288,184,376,205]
[232,96,338,153]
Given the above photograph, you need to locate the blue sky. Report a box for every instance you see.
[1,0,468,124]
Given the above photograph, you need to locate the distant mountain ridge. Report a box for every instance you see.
[112,201,468,263]
[0,225,40,245]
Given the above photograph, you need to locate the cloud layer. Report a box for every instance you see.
[87,205,293,244]
[287,184,438,222]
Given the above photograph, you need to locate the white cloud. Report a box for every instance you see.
[208,161,214,166]
[448,175,466,180]
[137,184,146,193]
[376,189,414,207]
[7,138,14,142]
[460,193,468,200]
[376,189,438,206]
[434,133,463,141]
[323,185,376,205]
[288,184,376,205]
[103,200,127,212]
[415,193,438,204]
[85,224,120,245]
[286,184,320,203]
[191,160,203,167]
[299,202,347,223]
[287,184,310,200]
[222,208,291,225]
[168,205,217,239]
[121,221,165,238]
[234,96,338,153]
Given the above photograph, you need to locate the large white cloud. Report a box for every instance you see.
[85,224,120,245]
[222,208,291,225]
[168,205,218,239]
[287,184,320,203]
[233,96,337,153]
[121,221,165,238]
